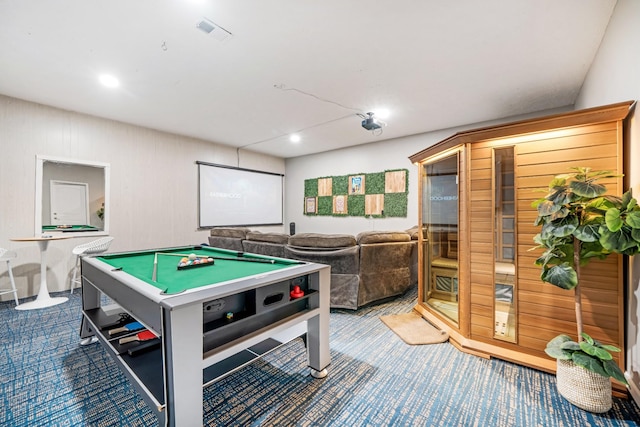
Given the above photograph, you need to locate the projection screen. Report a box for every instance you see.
[197,162,284,228]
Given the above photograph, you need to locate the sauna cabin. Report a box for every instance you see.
[409,101,634,392]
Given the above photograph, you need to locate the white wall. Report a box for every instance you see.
[0,95,285,300]
[574,0,640,403]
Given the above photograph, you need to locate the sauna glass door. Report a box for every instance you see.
[493,147,516,341]
[422,153,459,325]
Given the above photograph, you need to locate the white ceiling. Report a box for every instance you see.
[0,0,617,159]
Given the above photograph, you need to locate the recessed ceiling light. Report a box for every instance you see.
[374,108,390,119]
[99,74,119,88]
[289,134,301,143]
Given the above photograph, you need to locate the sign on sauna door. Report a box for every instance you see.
[50,180,89,225]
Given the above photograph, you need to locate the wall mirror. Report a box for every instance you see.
[35,155,110,237]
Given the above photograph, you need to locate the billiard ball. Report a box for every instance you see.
[188,253,197,261]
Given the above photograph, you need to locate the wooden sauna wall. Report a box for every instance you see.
[468,121,624,361]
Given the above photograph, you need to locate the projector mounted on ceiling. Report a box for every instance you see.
[361,112,381,131]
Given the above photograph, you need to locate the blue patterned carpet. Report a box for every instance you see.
[1,286,639,426]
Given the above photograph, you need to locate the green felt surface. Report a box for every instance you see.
[42,225,100,232]
[96,246,298,294]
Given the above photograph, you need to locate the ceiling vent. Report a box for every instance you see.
[196,18,232,42]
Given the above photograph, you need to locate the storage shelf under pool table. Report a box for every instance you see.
[84,307,307,408]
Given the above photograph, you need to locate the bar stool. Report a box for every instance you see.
[70,237,114,294]
[0,248,19,306]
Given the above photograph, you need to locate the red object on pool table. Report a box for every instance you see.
[290,285,304,299]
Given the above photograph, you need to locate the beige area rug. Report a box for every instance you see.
[380,311,449,345]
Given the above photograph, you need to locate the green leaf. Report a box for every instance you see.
[579,341,613,360]
[551,216,578,237]
[572,352,609,377]
[626,210,640,229]
[545,335,575,359]
[573,223,600,242]
[549,177,567,189]
[621,190,633,210]
[547,334,573,347]
[599,344,621,353]
[600,227,636,252]
[545,346,573,360]
[560,341,581,352]
[535,253,554,268]
[540,223,556,241]
[603,359,628,384]
[537,200,561,216]
[570,180,607,198]
[580,241,608,260]
[533,241,571,266]
[605,208,623,232]
[587,197,617,214]
[541,263,577,290]
[580,332,594,345]
[551,207,571,221]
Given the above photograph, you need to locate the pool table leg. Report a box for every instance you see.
[79,275,101,345]
[306,267,331,378]
[163,304,203,427]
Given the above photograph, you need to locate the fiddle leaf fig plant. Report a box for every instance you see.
[531,167,640,383]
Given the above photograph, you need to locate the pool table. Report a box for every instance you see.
[79,245,331,427]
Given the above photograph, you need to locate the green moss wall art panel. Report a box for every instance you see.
[304,178,319,197]
[304,169,408,218]
[365,172,385,194]
[317,196,333,215]
[332,175,348,195]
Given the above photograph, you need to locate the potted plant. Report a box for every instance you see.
[532,167,640,412]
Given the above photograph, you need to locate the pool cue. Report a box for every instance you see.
[209,255,306,265]
[158,251,275,264]
[152,253,158,281]
[210,255,276,264]
[159,251,303,265]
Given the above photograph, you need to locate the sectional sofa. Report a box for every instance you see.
[208,227,418,310]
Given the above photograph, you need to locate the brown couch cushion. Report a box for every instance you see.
[209,227,250,239]
[284,245,360,274]
[356,231,410,244]
[245,231,289,244]
[288,233,356,249]
[242,240,286,258]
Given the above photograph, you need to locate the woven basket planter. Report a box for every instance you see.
[556,359,612,413]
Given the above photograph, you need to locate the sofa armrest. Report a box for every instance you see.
[356,230,411,244]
